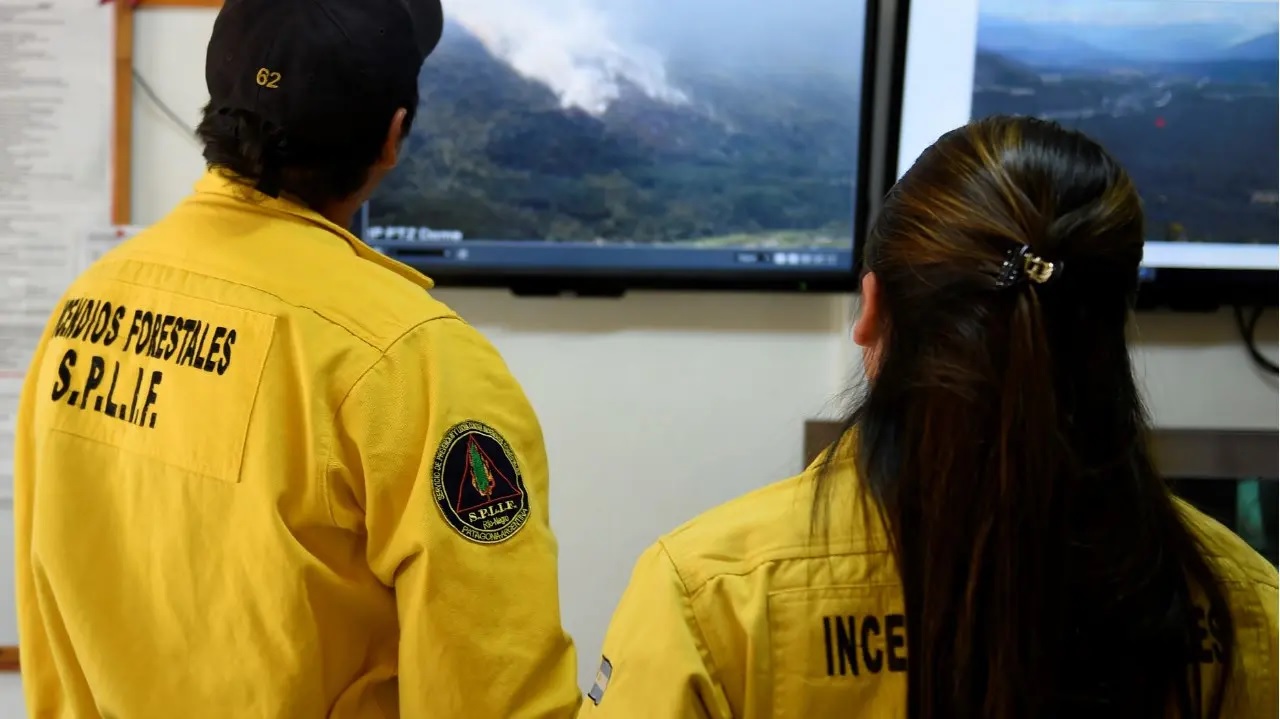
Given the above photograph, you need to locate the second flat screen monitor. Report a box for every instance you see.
[970,0,1278,273]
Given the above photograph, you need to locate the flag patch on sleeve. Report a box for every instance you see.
[587,656,613,705]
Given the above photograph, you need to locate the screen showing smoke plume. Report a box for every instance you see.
[367,0,867,256]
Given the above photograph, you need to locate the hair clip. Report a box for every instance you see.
[1023,252,1059,284]
[995,245,1060,289]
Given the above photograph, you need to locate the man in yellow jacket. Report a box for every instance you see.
[14,0,580,715]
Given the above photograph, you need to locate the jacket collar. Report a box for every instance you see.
[193,171,435,290]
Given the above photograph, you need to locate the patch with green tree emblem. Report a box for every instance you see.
[431,420,530,544]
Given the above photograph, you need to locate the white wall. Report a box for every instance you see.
[75,2,1278,700]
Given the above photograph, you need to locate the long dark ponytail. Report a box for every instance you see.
[819,116,1234,719]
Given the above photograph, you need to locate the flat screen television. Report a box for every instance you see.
[357,0,893,294]
[894,0,1279,310]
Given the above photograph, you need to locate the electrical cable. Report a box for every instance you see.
[1231,305,1279,375]
[131,68,197,140]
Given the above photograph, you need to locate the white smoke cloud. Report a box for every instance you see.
[441,0,688,115]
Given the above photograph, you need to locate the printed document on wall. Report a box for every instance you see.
[0,0,114,500]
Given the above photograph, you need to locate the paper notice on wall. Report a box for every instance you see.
[84,226,144,271]
[0,0,114,500]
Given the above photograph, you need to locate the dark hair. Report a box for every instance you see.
[195,99,417,210]
[819,115,1234,719]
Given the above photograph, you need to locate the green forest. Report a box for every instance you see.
[371,28,861,246]
[973,18,1279,246]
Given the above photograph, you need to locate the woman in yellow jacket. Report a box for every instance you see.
[579,115,1279,719]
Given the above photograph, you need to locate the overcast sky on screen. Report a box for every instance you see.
[980,0,1279,27]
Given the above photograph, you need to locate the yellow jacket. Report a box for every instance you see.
[14,172,580,718]
[580,456,1279,718]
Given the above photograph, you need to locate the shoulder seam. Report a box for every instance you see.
[321,315,462,525]
[656,539,728,699]
[675,544,894,597]
[332,314,463,413]
[1250,572,1280,591]
[1245,572,1279,713]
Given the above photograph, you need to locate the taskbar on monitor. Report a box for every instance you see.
[367,239,856,274]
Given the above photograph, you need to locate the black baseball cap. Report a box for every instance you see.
[205,0,444,185]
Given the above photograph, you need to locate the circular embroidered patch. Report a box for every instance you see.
[431,420,531,544]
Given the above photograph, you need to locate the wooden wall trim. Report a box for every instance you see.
[111,0,224,225]
[135,0,223,6]
[0,647,18,672]
[111,0,134,224]
[1149,429,1279,479]
[804,420,1279,479]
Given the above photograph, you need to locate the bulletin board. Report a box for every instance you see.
[0,0,223,675]
[111,0,222,224]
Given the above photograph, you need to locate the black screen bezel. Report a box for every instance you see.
[358,0,908,296]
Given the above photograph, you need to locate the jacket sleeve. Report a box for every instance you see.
[333,316,579,718]
[1250,575,1278,718]
[578,543,732,718]
[14,326,62,715]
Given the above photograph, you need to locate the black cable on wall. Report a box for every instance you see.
[1232,306,1279,375]
[132,68,197,139]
